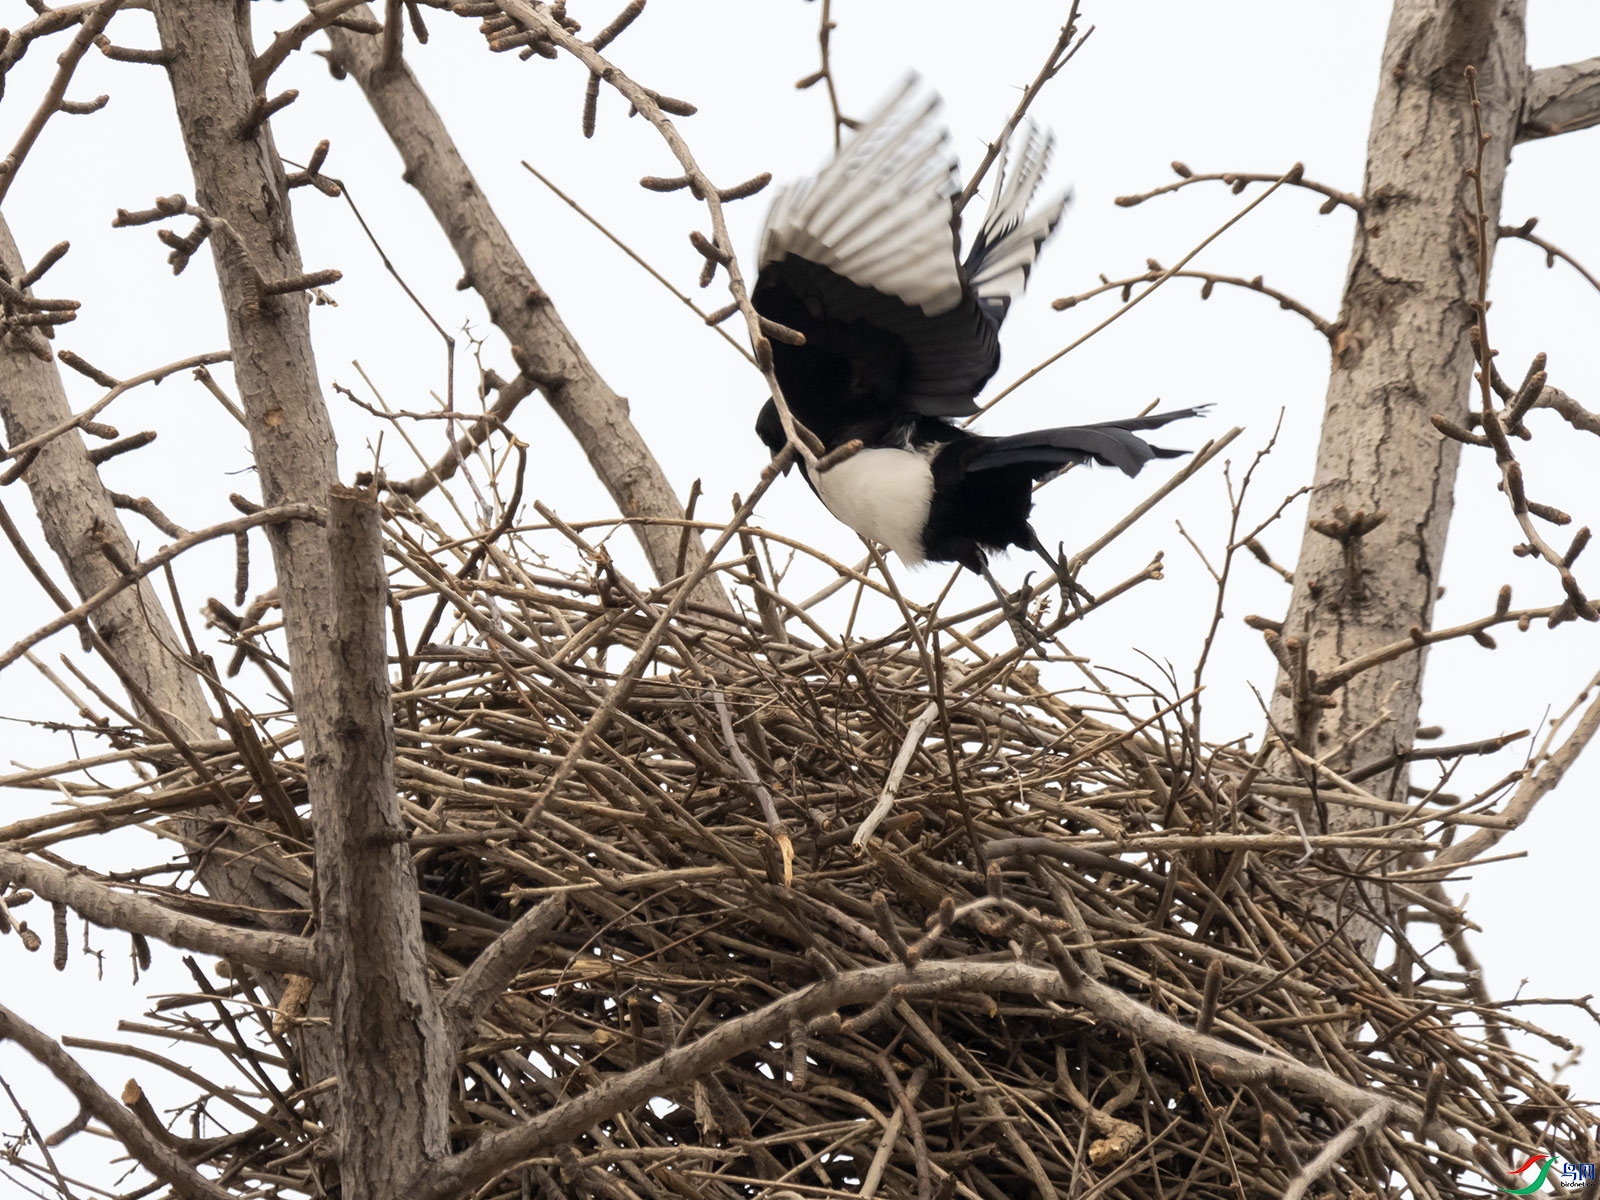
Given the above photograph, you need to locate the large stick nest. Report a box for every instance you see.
[5,504,1596,1200]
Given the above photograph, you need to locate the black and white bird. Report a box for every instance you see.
[752,79,1202,632]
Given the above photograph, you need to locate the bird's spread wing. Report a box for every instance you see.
[756,77,1064,435]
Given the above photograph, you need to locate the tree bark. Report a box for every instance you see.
[321,486,450,1193]
[149,3,342,780]
[320,10,730,611]
[1272,0,1528,946]
[1520,55,1600,139]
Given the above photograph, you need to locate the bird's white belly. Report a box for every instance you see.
[811,446,934,564]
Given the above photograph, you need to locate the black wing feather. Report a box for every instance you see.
[753,257,1000,433]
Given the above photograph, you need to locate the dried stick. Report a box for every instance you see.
[853,699,940,849]
[441,894,567,1046]
[519,455,791,825]
[711,689,793,877]
[1280,1102,1392,1200]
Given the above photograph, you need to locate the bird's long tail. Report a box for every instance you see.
[966,406,1208,478]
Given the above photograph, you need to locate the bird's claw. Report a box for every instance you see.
[981,565,1051,655]
[1007,612,1051,655]
[1002,582,1051,655]
[1053,541,1095,613]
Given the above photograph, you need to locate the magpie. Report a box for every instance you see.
[752,78,1203,638]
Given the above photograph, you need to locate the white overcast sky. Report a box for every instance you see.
[1,0,1598,1187]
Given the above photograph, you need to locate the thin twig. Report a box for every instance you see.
[1115,163,1363,214]
[0,0,119,205]
[521,160,752,363]
[970,167,1302,419]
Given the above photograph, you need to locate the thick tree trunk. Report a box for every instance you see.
[1272,0,1528,946]
[151,4,448,1191]
[322,487,449,1191]
[149,0,344,848]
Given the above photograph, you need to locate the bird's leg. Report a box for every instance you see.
[1027,527,1095,613]
[979,560,1048,655]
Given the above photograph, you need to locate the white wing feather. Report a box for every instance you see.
[966,121,1068,315]
[759,77,962,315]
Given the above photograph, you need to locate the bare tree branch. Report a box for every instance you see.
[1535,384,1600,437]
[953,8,1088,216]
[1432,677,1600,869]
[0,215,321,1058]
[1497,219,1600,297]
[440,893,566,1047]
[0,0,118,205]
[0,848,315,976]
[0,503,324,673]
[973,168,1300,419]
[488,0,826,473]
[1052,267,1338,342]
[1519,55,1600,140]
[0,221,216,735]
[1115,162,1364,214]
[252,0,375,88]
[1,350,231,464]
[1311,601,1564,693]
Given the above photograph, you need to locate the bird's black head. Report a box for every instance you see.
[754,398,787,456]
